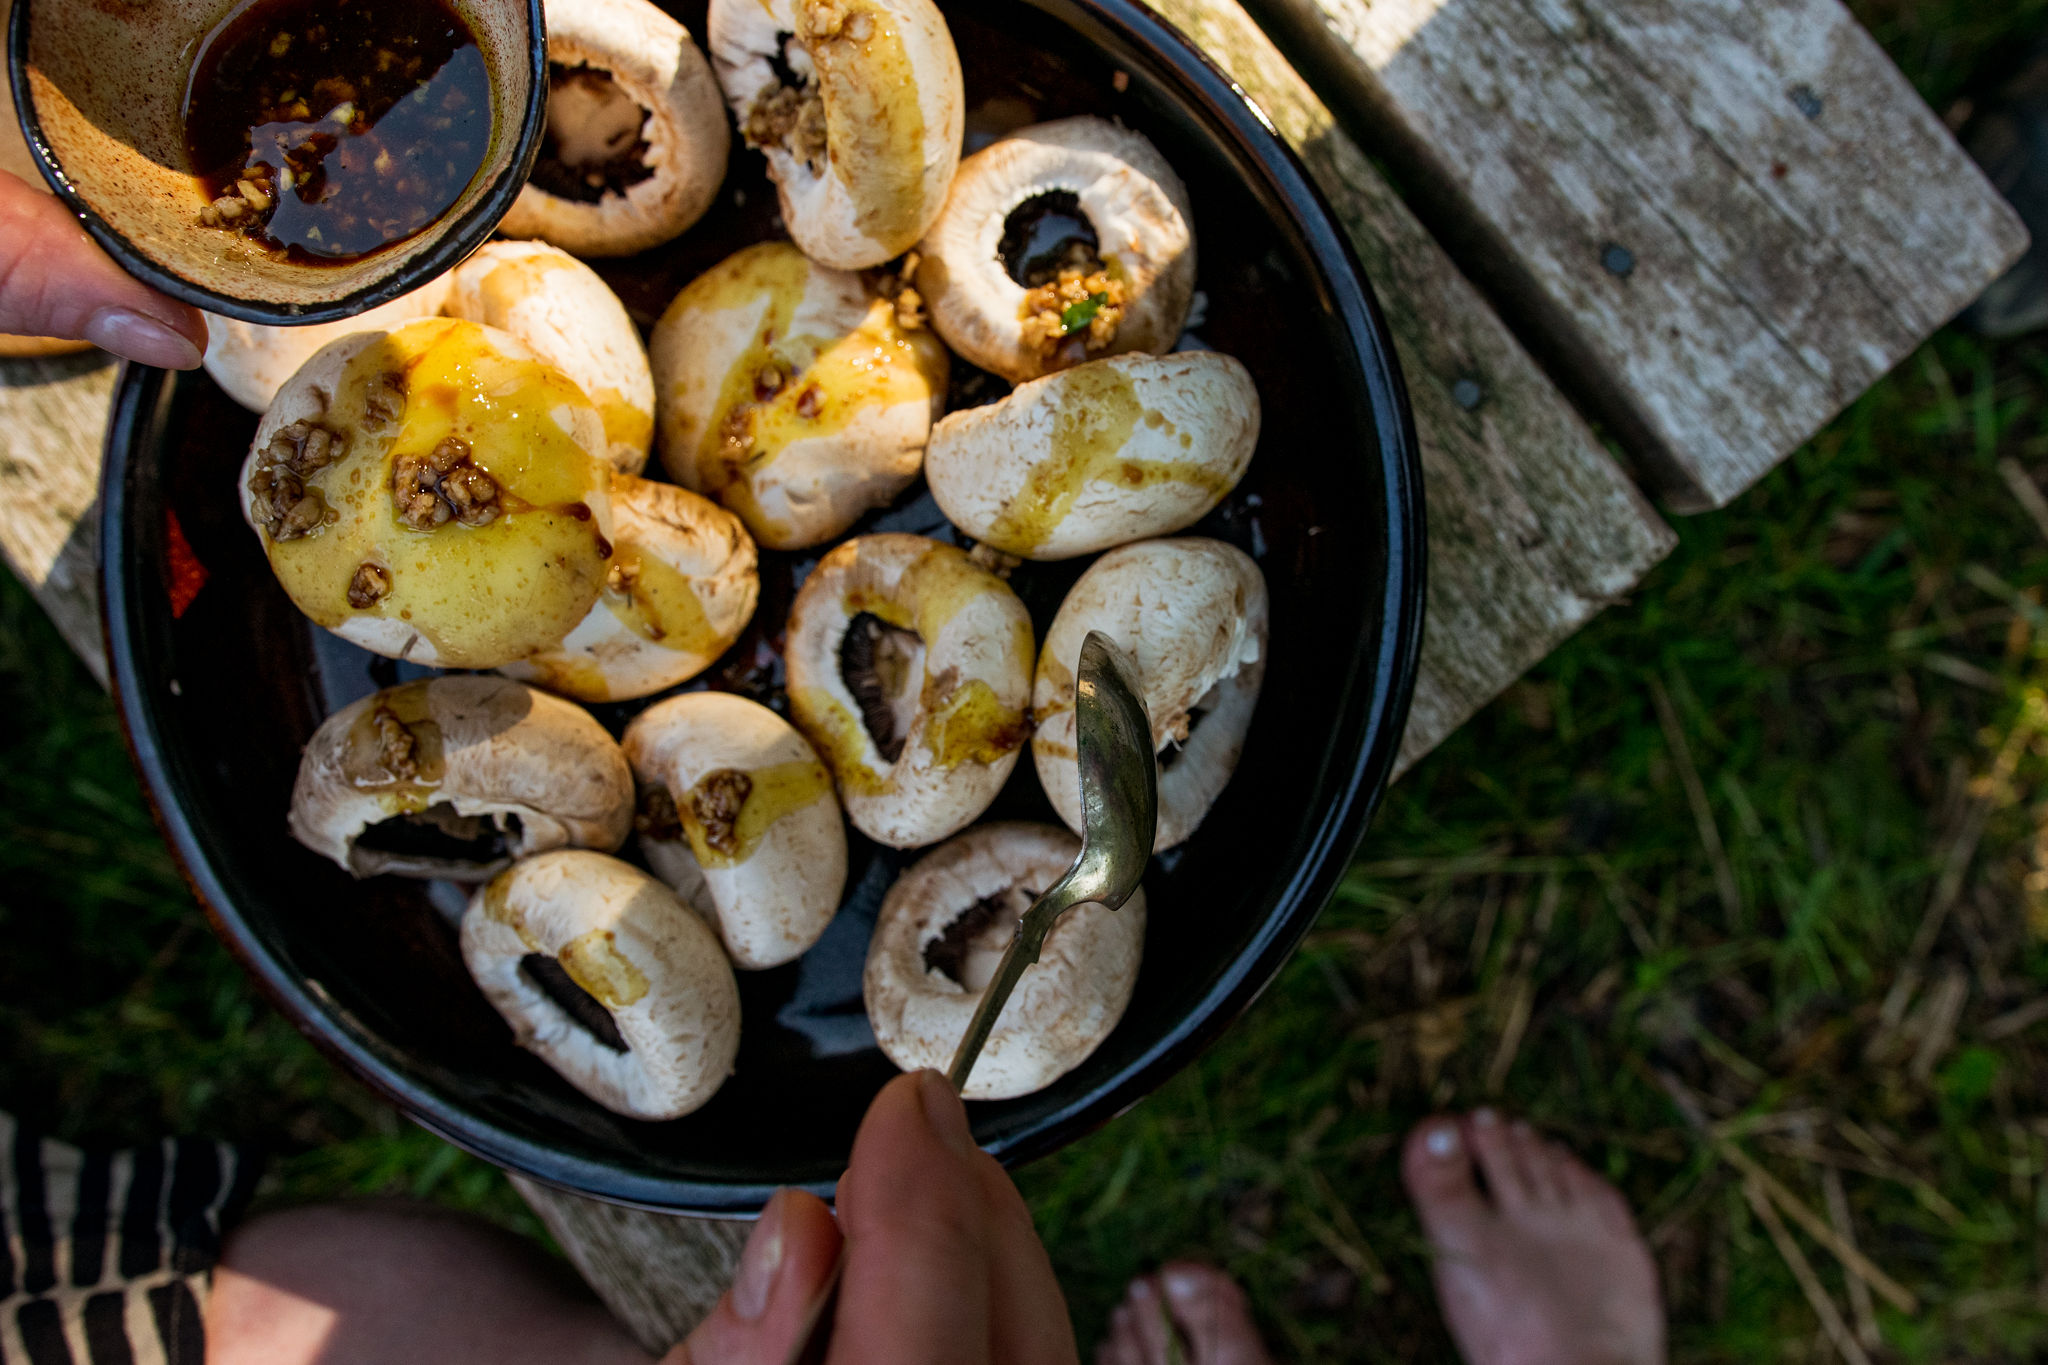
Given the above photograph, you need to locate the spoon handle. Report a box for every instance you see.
[945,878,1077,1091]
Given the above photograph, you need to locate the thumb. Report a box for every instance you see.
[663,1188,842,1365]
[0,170,206,367]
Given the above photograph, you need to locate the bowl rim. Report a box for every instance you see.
[98,0,1427,1215]
[7,0,549,326]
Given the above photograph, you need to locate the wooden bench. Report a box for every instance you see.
[0,0,2020,1348]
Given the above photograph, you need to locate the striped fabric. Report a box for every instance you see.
[0,1114,259,1365]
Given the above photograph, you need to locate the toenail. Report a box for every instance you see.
[1131,1277,1154,1300]
[1512,1120,1532,1137]
[1164,1270,1203,1301]
[1425,1125,1459,1158]
[1473,1107,1499,1127]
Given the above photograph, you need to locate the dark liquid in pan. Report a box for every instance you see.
[182,0,493,265]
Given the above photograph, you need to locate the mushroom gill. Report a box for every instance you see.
[922,883,1032,991]
[840,612,925,764]
[519,953,630,1053]
[530,64,657,203]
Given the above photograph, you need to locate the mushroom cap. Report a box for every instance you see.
[462,850,741,1119]
[708,0,964,269]
[927,352,1259,560]
[202,275,453,414]
[785,534,1034,848]
[917,117,1195,384]
[239,318,616,670]
[649,242,949,550]
[623,691,847,970]
[497,0,730,257]
[502,474,760,703]
[446,241,657,476]
[1032,539,1267,851]
[863,822,1144,1100]
[289,676,635,880]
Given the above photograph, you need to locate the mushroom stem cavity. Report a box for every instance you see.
[841,612,926,763]
[519,953,630,1052]
[532,63,656,203]
[923,884,1032,991]
[998,189,1101,288]
[351,805,522,874]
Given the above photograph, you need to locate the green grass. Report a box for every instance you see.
[8,7,2048,1360]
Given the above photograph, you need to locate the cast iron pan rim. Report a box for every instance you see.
[7,0,549,327]
[99,0,1427,1215]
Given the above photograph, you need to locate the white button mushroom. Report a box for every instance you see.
[623,691,846,970]
[926,352,1260,561]
[917,116,1195,384]
[289,677,635,881]
[446,241,658,476]
[496,0,731,257]
[649,242,950,551]
[462,850,741,1119]
[239,318,617,671]
[864,822,1144,1100]
[708,0,964,270]
[1033,539,1268,852]
[502,474,760,704]
[202,276,453,415]
[785,534,1035,849]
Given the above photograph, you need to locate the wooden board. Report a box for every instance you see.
[0,0,1687,1345]
[1143,0,1674,772]
[1243,0,2031,512]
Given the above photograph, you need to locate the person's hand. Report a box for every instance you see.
[0,169,207,367]
[667,1070,1079,1365]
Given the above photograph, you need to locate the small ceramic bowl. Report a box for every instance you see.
[6,0,545,325]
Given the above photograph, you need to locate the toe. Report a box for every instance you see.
[1096,1303,1140,1365]
[1127,1276,1176,1362]
[1159,1262,1273,1365]
[1512,1125,1567,1204]
[1402,1117,1496,1258]
[1464,1109,1537,1212]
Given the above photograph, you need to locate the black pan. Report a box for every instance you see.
[99,0,1425,1215]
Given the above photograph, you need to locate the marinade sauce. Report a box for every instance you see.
[183,0,493,264]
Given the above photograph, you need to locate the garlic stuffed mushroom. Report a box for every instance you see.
[1034,539,1268,852]
[289,677,635,880]
[865,823,1144,1100]
[240,318,616,670]
[463,851,742,1119]
[503,476,759,704]
[624,692,846,970]
[786,534,1035,848]
[498,0,730,257]
[917,117,1195,384]
[203,276,453,415]
[708,0,964,269]
[926,352,1260,560]
[650,242,949,550]
[447,241,658,476]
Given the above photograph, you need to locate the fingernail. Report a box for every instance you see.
[1472,1107,1499,1128]
[917,1070,976,1156]
[83,307,202,370]
[730,1190,786,1322]
[1163,1270,1203,1302]
[1425,1124,1459,1159]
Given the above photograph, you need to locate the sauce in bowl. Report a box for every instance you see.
[183,0,493,264]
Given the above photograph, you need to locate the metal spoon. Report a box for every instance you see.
[784,629,1155,1365]
[947,629,1156,1088]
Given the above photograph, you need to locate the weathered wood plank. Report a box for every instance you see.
[0,354,114,684]
[1243,0,2030,512]
[1144,0,1675,771]
[511,1177,747,1355]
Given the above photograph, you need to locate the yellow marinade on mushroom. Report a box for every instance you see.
[242,317,616,670]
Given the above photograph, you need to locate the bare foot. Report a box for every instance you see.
[1095,1262,1274,1365]
[1401,1110,1664,1365]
